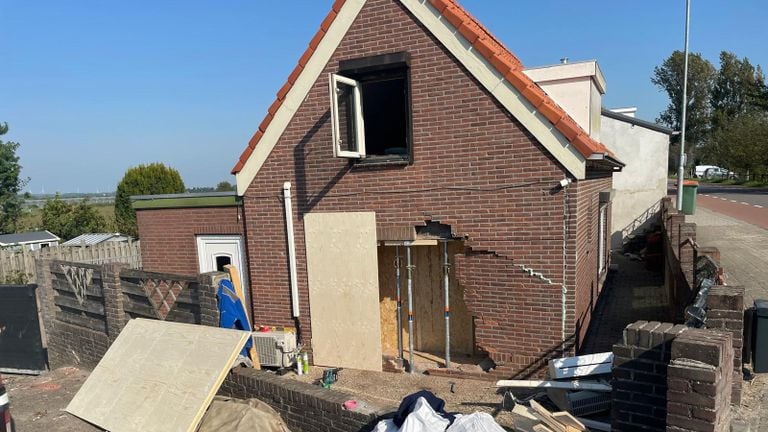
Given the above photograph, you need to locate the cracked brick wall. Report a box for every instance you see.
[240,0,613,377]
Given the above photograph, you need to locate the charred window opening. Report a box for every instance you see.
[330,52,412,163]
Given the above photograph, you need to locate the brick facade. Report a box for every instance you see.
[240,0,612,376]
[136,206,244,276]
[220,369,392,432]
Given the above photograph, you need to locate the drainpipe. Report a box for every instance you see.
[283,182,300,318]
[396,246,404,364]
[406,245,415,374]
[443,241,451,369]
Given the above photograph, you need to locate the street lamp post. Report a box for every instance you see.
[677,0,691,211]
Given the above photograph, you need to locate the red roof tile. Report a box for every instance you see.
[232,0,610,174]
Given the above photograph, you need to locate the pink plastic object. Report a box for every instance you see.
[343,400,358,411]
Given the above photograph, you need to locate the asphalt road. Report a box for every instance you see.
[668,181,768,229]
[696,183,768,208]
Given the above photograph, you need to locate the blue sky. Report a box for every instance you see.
[1,0,765,193]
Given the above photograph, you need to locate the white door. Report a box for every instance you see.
[196,235,248,295]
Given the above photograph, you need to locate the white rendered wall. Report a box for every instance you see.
[601,115,670,248]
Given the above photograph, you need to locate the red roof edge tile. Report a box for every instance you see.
[232,3,347,175]
[437,0,611,162]
[233,0,614,175]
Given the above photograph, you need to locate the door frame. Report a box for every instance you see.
[196,234,249,295]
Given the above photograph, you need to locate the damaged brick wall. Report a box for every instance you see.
[241,0,612,377]
[36,259,223,369]
[136,206,244,276]
[220,369,392,432]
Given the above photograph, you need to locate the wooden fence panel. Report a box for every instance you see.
[0,241,142,283]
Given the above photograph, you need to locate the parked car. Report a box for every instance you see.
[694,165,734,179]
[0,375,12,432]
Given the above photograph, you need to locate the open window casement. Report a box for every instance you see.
[329,73,366,158]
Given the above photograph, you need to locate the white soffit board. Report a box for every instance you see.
[236,0,367,195]
[400,0,586,179]
[66,319,250,432]
[304,212,383,371]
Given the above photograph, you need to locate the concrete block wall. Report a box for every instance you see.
[36,259,223,369]
[612,321,688,431]
[220,369,393,432]
[705,286,745,405]
[667,328,733,432]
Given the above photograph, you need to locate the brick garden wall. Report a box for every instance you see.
[220,369,393,432]
[136,206,244,276]
[36,259,222,369]
[241,0,613,377]
[611,317,741,432]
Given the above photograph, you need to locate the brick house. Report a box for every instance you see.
[136,0,623,377]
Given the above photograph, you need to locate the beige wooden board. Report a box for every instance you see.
[551,412,587,432]
[378,243,473,355]
[511,404,541,432]
[304,212,382,371]
[530,400,567,432]
[65,319,250,432]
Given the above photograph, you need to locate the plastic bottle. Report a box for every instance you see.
[302,352,309,374]
[296,354,303,375]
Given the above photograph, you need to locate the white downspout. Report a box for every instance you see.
[283,182,300,317]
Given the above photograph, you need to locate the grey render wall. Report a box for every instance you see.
[601,114,670,248]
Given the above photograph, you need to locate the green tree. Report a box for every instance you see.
[42,194,107,240]
[115,163,185,237]
[215,180,236,192]
[652,51,716,168]
[0,123,29,233]
[711,52,766,131]
[707,113,768,177]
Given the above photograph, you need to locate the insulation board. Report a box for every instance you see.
[65,318,249,432]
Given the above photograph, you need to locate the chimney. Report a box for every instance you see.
[523,60,606,140]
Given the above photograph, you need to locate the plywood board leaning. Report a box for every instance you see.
[225,265,260,369]
[65,319,250,432]
[304,212,382,371]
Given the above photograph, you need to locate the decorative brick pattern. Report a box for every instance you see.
[612,321,688,432]
[219,368,393,432]
[667,328,733,432]
[240,0,613,378]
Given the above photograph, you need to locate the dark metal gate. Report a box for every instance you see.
[0,284,46,374]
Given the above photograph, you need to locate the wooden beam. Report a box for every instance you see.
[530,401,567,432]
[551,412,587,431]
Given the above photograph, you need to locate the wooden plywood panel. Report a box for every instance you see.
[378,243,473,356]
[66,319,250,432]
[304,212,382,371]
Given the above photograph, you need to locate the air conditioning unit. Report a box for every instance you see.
[252,330,297,368]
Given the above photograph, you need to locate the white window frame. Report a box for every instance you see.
[329,73,366,159]
[598,204,607,274]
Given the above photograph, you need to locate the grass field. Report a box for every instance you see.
[19,203,116,232]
